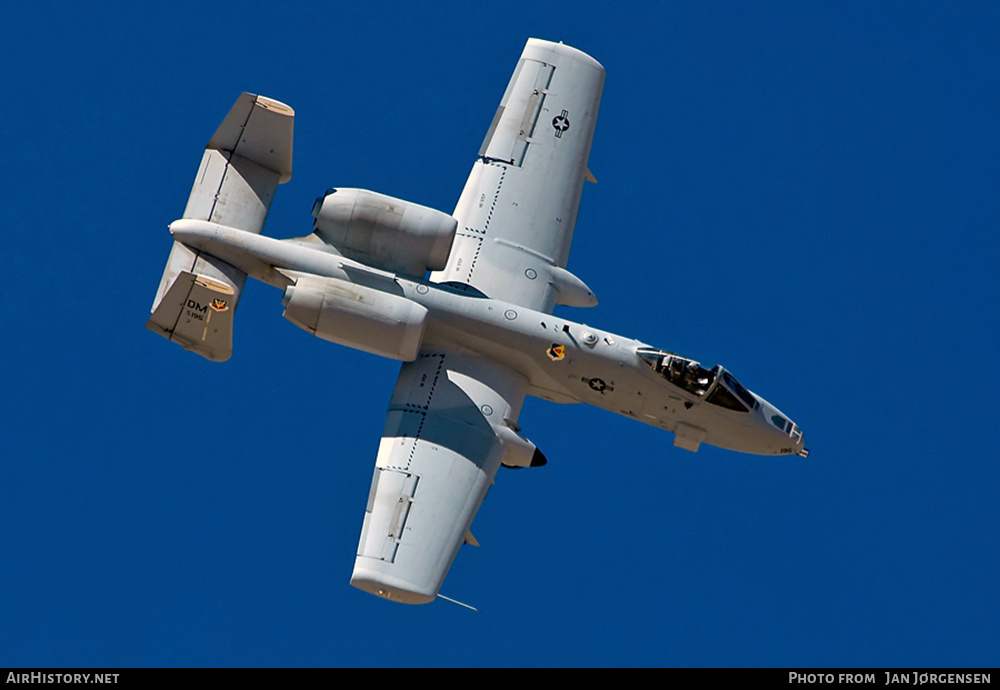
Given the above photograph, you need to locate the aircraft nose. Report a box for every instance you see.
[760,401,809,457]
[791,428,809,457]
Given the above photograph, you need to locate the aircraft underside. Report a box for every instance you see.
[147,40,807,605]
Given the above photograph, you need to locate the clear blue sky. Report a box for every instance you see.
[1,1,997,667]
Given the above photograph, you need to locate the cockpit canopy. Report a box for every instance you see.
[636,347,757,413]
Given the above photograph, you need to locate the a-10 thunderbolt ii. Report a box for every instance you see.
[148,39,809,605]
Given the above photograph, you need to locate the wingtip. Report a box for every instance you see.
[524,38,605,72]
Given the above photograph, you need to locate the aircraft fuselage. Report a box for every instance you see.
[170,219,807,457]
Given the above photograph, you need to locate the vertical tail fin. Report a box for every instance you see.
[147,94,294,361]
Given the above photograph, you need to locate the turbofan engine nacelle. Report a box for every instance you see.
[282,277,427,361]
[311,188,457,277]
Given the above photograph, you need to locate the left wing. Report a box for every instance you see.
[430,39,605,314]
[351,348,538,604]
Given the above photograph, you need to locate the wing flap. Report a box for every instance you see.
[358,466,419,562]
[479,58,555,166]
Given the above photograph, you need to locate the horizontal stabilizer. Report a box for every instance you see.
[181,94,293,234]
[149,93,294,360]
[146,272,235,362]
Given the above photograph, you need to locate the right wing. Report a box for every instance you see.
[351,348,540,604]
[430,39,605,314]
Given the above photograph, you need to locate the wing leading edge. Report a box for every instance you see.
[351,349,529,604]
[431,39,605,314]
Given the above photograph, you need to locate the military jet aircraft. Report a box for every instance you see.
[147,39,808,605]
